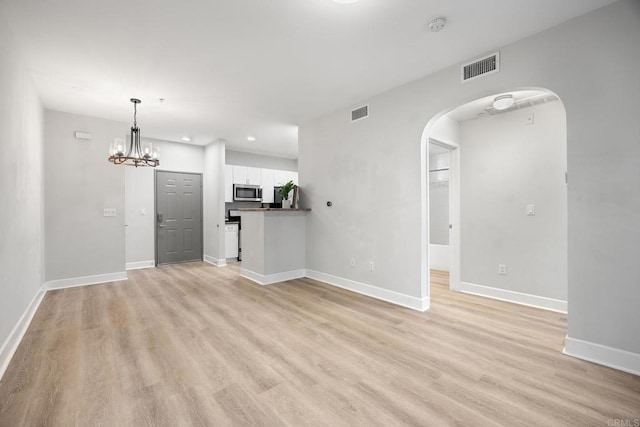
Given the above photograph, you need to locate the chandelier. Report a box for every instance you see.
[108,98,160,167]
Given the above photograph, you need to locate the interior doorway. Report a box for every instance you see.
[155,171,203,265]
[428,139,459,290]
[423,89,568,313]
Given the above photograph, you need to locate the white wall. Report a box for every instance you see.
[226,149,298,171]
[430,116,459,145]
[44,111,126,280]
[299,0,640,357]
[0,22,44,356]
[204,141,226,264]
[459,102,567,301]
[125,138,204,267]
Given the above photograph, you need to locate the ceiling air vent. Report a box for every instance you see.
[461,52,500,82]
[351,105,369,122]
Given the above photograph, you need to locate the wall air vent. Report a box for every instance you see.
[461,52,500,82]
[351,105,369,122]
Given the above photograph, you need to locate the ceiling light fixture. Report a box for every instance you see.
[428,17,447,32]
[493,94,514,110]
[247,136,257,142]
[108,98,160,167]
[181,136,191,142]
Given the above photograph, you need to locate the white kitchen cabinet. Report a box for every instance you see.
[247,167,261,185]
[225,165,298,203]
[232,165,262,185]
[225,223,239,259]
[261,168,275,203]
[224,165,233,203]
[232,165,247,184]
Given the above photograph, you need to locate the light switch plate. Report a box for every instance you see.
[526,114,534,125]
[527,205,535,216]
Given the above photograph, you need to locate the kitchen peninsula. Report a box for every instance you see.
[239,208,311,285]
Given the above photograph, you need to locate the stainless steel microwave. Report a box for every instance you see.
[233,184,262,202]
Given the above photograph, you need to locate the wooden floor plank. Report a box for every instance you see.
[0,263,638,426]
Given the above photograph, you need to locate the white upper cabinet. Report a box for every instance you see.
[261,169,275,203]
[232,165,262,185]
[247,167,261,185]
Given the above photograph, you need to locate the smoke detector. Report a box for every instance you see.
[428,17,446,32]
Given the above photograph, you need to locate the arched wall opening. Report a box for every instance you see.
[420,87,568,318]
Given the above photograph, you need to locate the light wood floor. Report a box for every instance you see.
[0,264,638,426]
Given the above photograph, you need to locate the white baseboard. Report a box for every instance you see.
[45,271,128,290]
[240,268,306,286]
[305,270,429,312]
[0,284,47,381]
[564,336,640,376]
[459,282,567,313]
[204,255,227,267]
[126,260,155,270]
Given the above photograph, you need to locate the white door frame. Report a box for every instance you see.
[427,137,461,292]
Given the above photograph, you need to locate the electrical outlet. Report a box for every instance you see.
[350,258,356,268]
[498,264,507,275]
[368,261,374,272]
[103,208,116,217]
[526,114,534,125]
[140,208,146,216]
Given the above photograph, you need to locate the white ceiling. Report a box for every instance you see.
[2,0,615,158]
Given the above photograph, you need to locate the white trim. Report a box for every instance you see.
[459,281,567,313]
[204,255,227,267]
[0,284,47,381]
[305,270,428,312]
[240,268,306,286]
[126,260,155,270]
[564,336,640,376]
[45,271,128,290]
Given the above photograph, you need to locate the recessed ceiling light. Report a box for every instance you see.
[333,0,358,4]
[247,136,256,142]
[181,136,191,142]
[493,94,514,110]
[428,17,447,32]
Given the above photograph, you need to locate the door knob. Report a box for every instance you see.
[157,212,167,227]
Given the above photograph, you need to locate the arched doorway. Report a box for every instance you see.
[421,88,568,315]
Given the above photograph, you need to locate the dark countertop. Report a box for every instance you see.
[224,221,240,224]
[237,208,311,212]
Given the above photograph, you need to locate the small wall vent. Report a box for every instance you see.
[461,52,500,82]
[351,105,369,122]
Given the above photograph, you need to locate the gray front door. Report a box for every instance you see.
[155,171,203,265]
